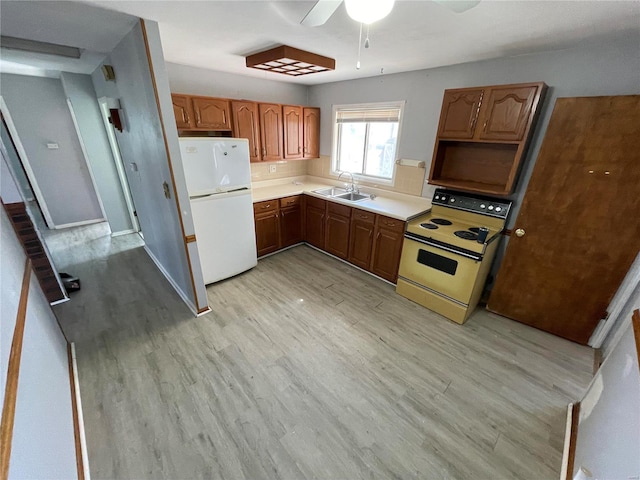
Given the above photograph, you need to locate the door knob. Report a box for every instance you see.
[515,228,525,237]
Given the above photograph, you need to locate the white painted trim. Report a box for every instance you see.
[143,245,198,316]
[0,96,56,228]
[589,251,640,347]
[54,218,105,230]
[70,343,91,480]
[196,307,212,317]
[50,297,70,306]
[97,97,139,232]
[65,98,109,222]
[110,228,137,238]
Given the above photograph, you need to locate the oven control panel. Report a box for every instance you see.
[432,188,512,219]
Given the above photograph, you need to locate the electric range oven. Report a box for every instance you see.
[396,188,512,324]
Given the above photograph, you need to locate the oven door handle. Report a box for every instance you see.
[404,233,483,261]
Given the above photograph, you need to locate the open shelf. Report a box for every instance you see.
[429,140,519,196]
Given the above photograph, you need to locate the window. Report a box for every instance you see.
[333,102,403,182]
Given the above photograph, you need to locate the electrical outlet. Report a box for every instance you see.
[269,164,277,173]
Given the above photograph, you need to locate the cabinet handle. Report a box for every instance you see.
[369,231,372,238]
[483,120,488,132]
[376,232,381,241]
[360,214,368,219]
[281,211,285,218]
[298,146,301,154]
[195,111,201,124]
[222,111,226,124]
[276,212,279,218]
[254,147,258,157]
[264,204,270,209]
[263,148,266,156]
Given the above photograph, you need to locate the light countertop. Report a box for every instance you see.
[251,176,432,221]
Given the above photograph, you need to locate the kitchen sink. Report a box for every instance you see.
[313,187,348,197]
[334,192,369,202]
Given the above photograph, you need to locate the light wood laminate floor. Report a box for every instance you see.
[54,238,594,480]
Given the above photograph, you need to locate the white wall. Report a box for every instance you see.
[91,21,199,312]
[166,62,309,105]
[1,207,78,479]
[60,72,133,234]
[573,294,640,479]
[0,74,104,227]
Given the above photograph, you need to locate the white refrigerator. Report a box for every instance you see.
[179,137,257,285]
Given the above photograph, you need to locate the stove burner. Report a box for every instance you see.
[454,230,479,240]
[431,218,453,226]
[420,222,438,230]
[468,227,480,233]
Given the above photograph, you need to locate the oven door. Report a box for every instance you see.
[398,233,483,304]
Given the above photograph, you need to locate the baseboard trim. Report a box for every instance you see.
[110,228,137,238]
[68,343,90,480]
[560,402,580,480]
[54,218,105,230]
[143,245,198,316]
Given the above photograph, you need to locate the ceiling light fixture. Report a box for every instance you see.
[345,0,395,24]
[245,45,335,77]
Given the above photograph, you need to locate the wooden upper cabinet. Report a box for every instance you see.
[303,107,320,158]
[438,90,483,139]
[283,105,304,159]
[478,85,539,141]
[429,82,547,196]
[259,103,283,162]
[192,96,231,130]
[231,101,261,162]
[171,94,194,129]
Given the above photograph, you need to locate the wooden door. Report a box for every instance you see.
[371,216,405,283]
[437,89,484,139]
[478,85,538,141]
[280,205,303,247]
[488,95,640,344]
[283,105,303,159]
[303,107,320,158]
[305,196,326,249]
[231,101,261,162]
[325,203,351,259]
[348,209,375,270]
[254,211,280,257]
[171,94,193,129]
[259,103,283,162]
[192,97,231,130]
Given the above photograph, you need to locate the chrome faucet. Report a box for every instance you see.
[338,171,359,194]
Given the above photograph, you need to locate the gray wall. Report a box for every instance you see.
[92,21,197,311]
[1,74,104,227]
[60,72,133,234]
[573,295,640,478]
[1,207,77,478]
[166,62,309,105]
[1,119,34,202]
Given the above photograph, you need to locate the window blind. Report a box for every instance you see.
[336,106,401,123]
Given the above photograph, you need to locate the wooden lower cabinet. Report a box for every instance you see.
[325,202,351,259]
[370,215,405,283]
[254,200,280,257]
[279,196,303,248]
[305,196,326,250]
[348,209,375,269]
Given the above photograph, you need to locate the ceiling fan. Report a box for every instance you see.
[301,0,481,27]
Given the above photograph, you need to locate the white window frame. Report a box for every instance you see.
[331,101,405,185]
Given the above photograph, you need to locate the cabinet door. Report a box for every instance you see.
[325,212,351,259]
[171,94,193,129]
[283,105,303,159]
[348,210,375,270]
[192,97,232,130]
[255,210,280,257]
[259,103,283,162]
[303,107,320,158]
[371,216,405,283]
[232,101,261,163]
[280,205,303,247]
[305,204,326,250]
[437,89,484,139]
[478,85,538,141]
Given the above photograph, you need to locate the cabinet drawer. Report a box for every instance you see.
[327,201,351,218]
[376,215,405,232]
[253,200,278,214]
[280,195,301,208]
[352,208,375,224]
[305,195,326,211]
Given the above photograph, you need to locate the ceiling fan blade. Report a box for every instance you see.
[432,0,480,13]
[301,0,343,26]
